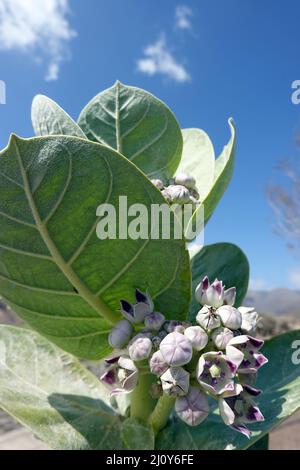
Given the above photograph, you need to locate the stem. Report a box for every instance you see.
[148,394,175,435]
[130,373,156,422]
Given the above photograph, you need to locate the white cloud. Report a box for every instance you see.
[137,35,190,83]
[289,268,300,289]
[175,5,193,31]
[0,0,76,81]
[249,278,271,291]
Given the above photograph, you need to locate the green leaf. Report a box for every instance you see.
[121,418,155,450]
[248,434,269,450]
[186,120,235,252]
[189,242,249,321]
[31,95,86,139]
[176,129,215,202]
[0,134,190,359]
[78,81,183,179]
[0,325,123,450]
[156,330,300,450]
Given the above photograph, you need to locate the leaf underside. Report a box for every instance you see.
[0,325,123,450]
[78,82,183,179]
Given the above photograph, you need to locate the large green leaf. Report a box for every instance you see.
[156,330,300,450]
[186,120,235,251]
[121,418,155,450]
[189,242,249,321]
[0,325,123,450]
[0,134,190,359]
[31,95,86,139]
[78,81,183,179]
[176,129,215,201]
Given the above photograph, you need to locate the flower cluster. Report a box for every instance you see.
[151,172,200,207]
[100,279,268,438]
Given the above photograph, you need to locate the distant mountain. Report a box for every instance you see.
[245,289,300,316]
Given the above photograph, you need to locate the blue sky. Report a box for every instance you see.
[0,0,300,290]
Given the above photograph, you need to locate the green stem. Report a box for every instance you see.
[130,373,156,422]
[148,394,175,435]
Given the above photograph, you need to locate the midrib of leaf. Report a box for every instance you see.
[12,137,118,325]
[115,81,122,154]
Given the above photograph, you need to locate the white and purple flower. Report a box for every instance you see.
[226,335,268,374]
[196,351,238,395]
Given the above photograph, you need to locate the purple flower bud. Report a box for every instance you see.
[226,335,268,373]
[144,311,166,331]
[211,327,234,350]
[196,306,221,330]
[165,184,191,204]
[108,320,133,349]
[161,367,190,396]
[128,335,152,361]
[175,387,209,426]
[174,172,196,189]
[149,350,169,376]
[184,326,208,351]
[196,351,237,395]
[238,306,258,335]
[151,179,164,190]
[195,277,225,308]
[217,305,242,330]
[219,387,264,438]
[223,287,236,306]
[160,332,193,366]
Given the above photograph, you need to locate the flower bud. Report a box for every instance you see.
[184,326,208,351]
[165,184,191,204]
[238,306,258,335]
[160,331,193,366]
[195,277,225,308]
[120,290,154,324]
[151,179,164,190]
[128,335,152,361]
[217,305,242,330]
[196,305,221,330]
[161,188,173,203]
[174,172,196,189]
[161,367,190,396]
[149,350,169,376]
[223,287,236,306]
[211,327,234,350]
[175,387,209,426]
[108,320,133,349]
[144,311,165,331]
